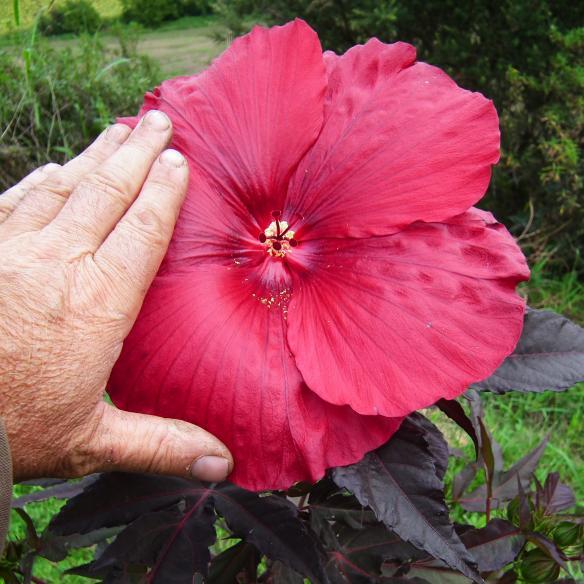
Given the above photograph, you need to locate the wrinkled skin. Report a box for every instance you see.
[0,111,233,482]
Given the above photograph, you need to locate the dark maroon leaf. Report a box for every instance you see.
[38,527,121,562]
[408,413,449,481]
[77,503,216,582]
[436,399,479,459]
[208,541,260,584]
[385,558,469,583]
[459,519,525,572]
[12,476,98,509]
[536,473,576,514]
[451,464,479,502]
[334,523,424,577]
[49,473,200,535]
[460,436,548,512]
[310,509,344,554]
[54,475,329,582]
[478,418,495,517]
[214,483,328,583]
[21,478,70,487]
[310,495,377,529]
[379,576,429,584]
[332,416,481,583]
[68,562,146,583]
[474,309,584,393]
[269,561,305,583]
[515,477,533,531]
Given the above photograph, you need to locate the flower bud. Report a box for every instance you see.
[520,549,560,583]
[552,521,582,548]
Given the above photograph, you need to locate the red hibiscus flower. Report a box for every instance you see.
[109,20,529,491]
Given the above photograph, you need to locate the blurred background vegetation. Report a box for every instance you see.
[1,0,582,275]
[0,1,582,581]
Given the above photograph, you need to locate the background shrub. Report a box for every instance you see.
[217,0,584,273]
[121,0,212,27]
[0,31,161,191]
[38,0,102,36]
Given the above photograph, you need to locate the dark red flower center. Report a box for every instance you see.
[258,210,299,258]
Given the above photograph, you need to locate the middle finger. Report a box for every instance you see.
[47,110,172,253]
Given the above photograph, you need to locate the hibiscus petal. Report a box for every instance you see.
[286,209,529,417]
[108,265,401,491]
[285,39,500,239]
[119,19,327,224]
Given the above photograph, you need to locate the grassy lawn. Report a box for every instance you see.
[130,17,225,76]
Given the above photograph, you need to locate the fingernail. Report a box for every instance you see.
[190,456,229,482]
[160,148,185,167]
[105,123,130,142]
[142,110,170,130]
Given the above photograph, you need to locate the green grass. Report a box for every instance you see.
[9,488,94,583]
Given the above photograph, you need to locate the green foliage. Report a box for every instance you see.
[216,0,584,272]
[38,0,103,36]
[0,31,161,191]
[121,0,212,28]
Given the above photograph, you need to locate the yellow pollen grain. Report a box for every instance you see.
[255,288,291,318]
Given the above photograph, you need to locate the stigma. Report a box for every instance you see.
[259,211,298,258]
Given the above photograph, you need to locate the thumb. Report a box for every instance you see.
[84,402,233,482]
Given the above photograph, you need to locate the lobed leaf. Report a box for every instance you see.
[49,473,198,535]
[213,482,329,583]
[332,414,481,583]
[50,473,329,582]
[85,504,216,582]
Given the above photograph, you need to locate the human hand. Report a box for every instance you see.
[0,111,233,483]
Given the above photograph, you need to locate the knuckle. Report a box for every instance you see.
[36,172,75,202]
[123,208,167,247]
[145,177,176,198]
[144,426,179,473]
[0,201,13,221]
[80,172,130,206]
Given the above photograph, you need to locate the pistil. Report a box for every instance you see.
[259,211,299,258]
